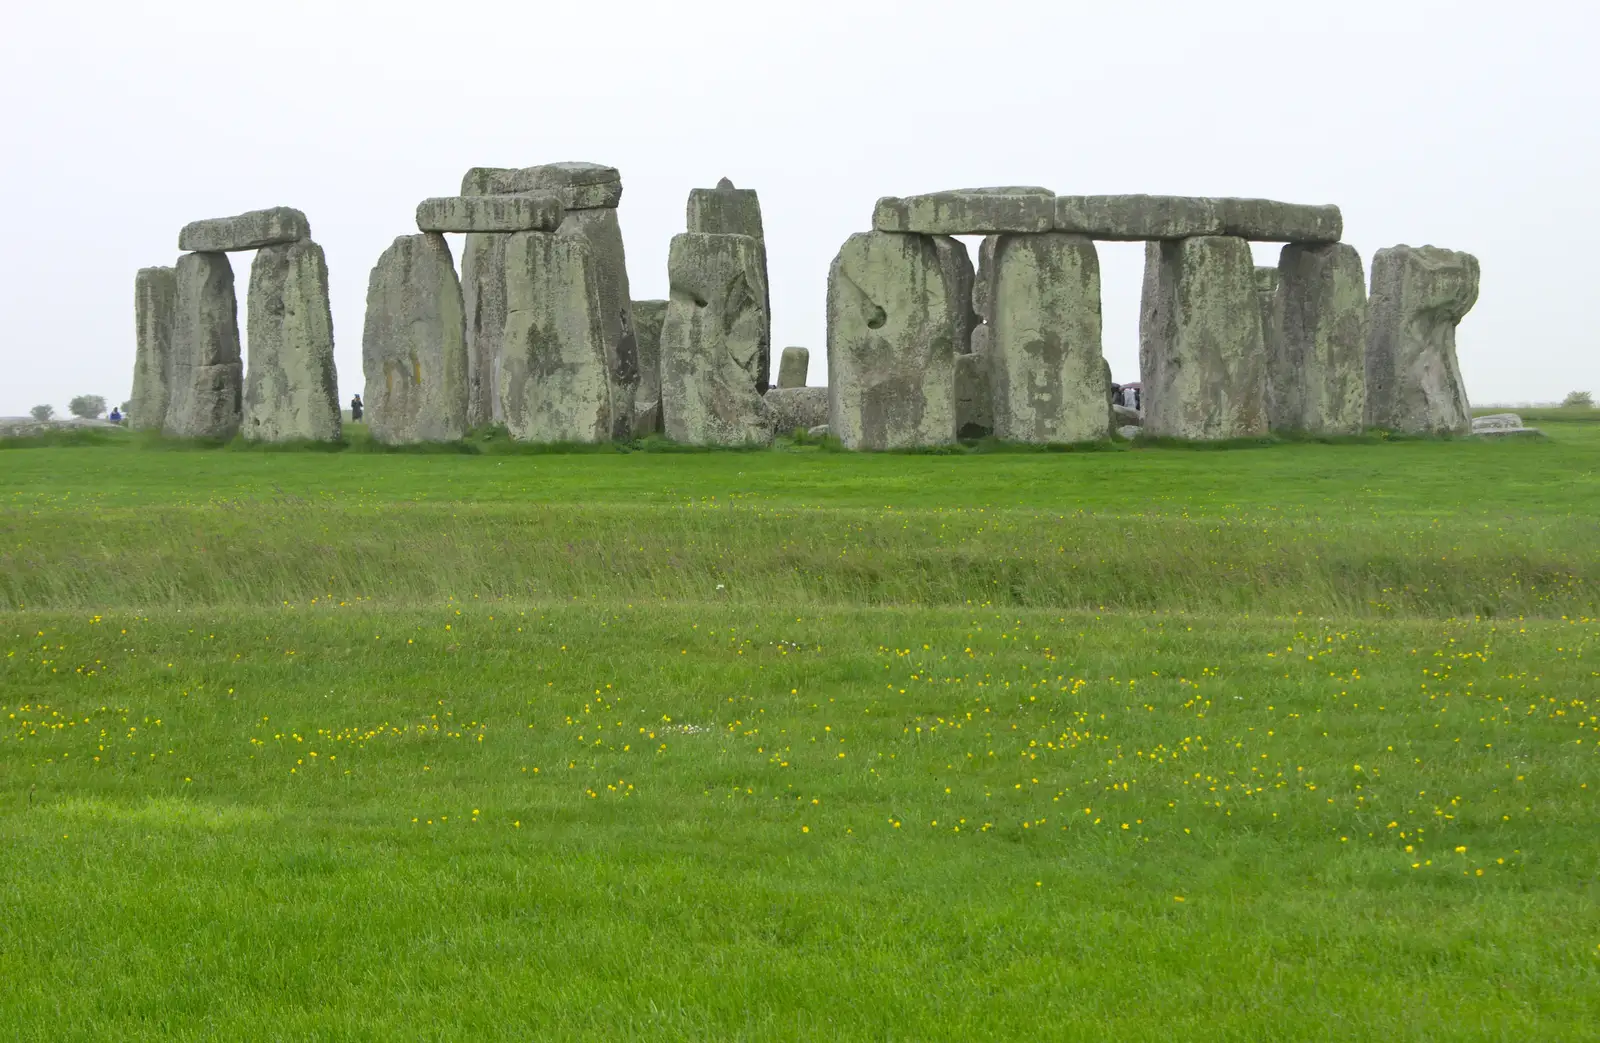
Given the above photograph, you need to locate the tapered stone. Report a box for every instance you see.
[777,346,810,388]
[934,236,980,355]
[1365,245,1479,434]
[499,232,614,443]
[244,240,341,442]
[1139,236,1267,440]
[660,233,772,446]
[632,299,667,434]
[178,207,310,252]
[165,252,242,439]
[462,232,508,427]
[989,233,1110,443]
[131,266,176,432]
[1269,243,1367,434]
[557,208,638,439]
[361,233,468,443]
[826,231,959,449]
[687,179,770,388]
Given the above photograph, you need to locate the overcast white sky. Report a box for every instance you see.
[1,0,1593,415]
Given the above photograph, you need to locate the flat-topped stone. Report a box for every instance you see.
[460,162,622,209]
[178,207,310,252]
[687,179,770,390]
[131,266,176,432]
[873,187,1056,235]
[416,195,564,233]
[1053,195,1341,242]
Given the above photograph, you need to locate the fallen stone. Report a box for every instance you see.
[766,387,828,434]
[660,233,772,446]
[873,187,1056,235]
[827,231,960,448]
[934,236,980,354]
[361,233,468,443]
[1053,195,1341,242]
[165,252,242,439]
[632,299,668,434]
[687,179,770,388]
[1117,423,1141,440]
[416,195,564,233]
[1139,236,1267,439]
[243,240,341,442]
[955,350,993,439]
[989,233,1111,443]
[1113,403,1141,425]
[461,161,622,209]
[557,207,639,438]
[777,346,810,388]
[131,266,177,432]
[1365,245,1480,434]
[807,423,830,439]
[1269,243,1367,435]
[499,232,615,442]
[178,207,310,252]
[1471,412,1523,431]
[461,232,508,428]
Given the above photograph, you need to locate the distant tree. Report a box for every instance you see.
[1562,390,1594,408]
[119,400,131,414]
[29,404,55,422]
[68,394,107,419]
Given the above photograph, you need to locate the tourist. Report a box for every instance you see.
[350,394,363,421]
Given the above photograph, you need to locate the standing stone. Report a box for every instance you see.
[1365,245,1479,435]
[361,234,468,443]
[165,252,242,439]
[461,233,510,428]
[826,231,959,449]
[557,208,639,439]
[1139,236,1266,440]
[933,237,980,355]
[1255,267,1281,390]
[1270,243,1368,435]
[660,233,772,446]
[243,240,341,442]
[955,350,993,439]
[688,178,770,389]
[131,266,176,432]
[499,233,614,443]
[989,233,1110,443]
[777,346,810,388]
[632,299,667,434]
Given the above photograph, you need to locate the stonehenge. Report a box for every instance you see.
[129,173,1483,451]
[361,233,468,443]
[1365,246,1480,434]
[660,233,772,446]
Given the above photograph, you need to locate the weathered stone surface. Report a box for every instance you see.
[499,232,614,443]
[243,240,341,442]
[660,233,772,446]
[1255,266,1281,383]
[632,299,667,434]
[827,231,959,449]
[1269,243,1367,435]
[687,179,770,387]
[1139,236,1267,440]
[1054,195,1341,242]
[933,236,980,355]
[766,387,828,434]
[873,188,1056,235]
[989,233,1110,443]
[955,350,993,439]
[178,207,310,252]
[1117,423,1141,440]
[777,346,810,388]
[972,236,999,324]
[416,195,564,233]
[1365,245,1479,434]
[1055,195,1223,240]
[165,252,242,439]
[1218,199,1342,243]
[970,323,992,356]
[361,233,468,443]
[461,162,622,209]
[557,207,639,438]
[131,266,176,432]
[461,232,508,428]
[1113,403,1142,425]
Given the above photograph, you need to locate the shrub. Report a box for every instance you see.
[29,404,55,422]
[1562,390,1593,408]
[68,394,107,419]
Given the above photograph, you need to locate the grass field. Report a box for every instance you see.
[3,424,1597,1040]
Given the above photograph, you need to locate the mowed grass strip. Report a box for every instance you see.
[2,602,1597,1040]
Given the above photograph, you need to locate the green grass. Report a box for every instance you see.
[3,427,1598,1040]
